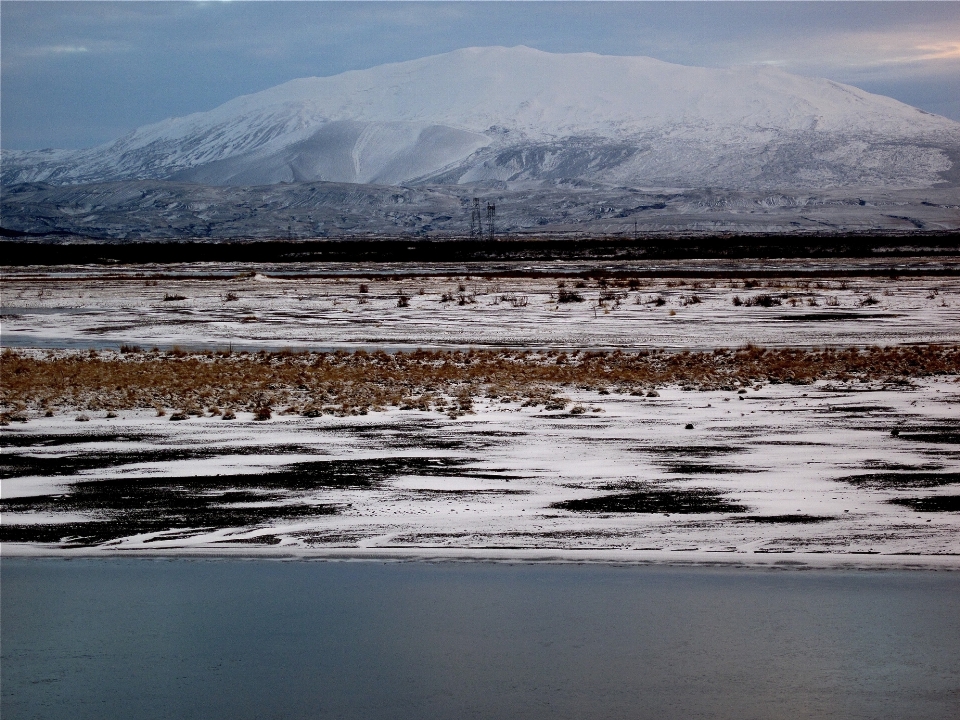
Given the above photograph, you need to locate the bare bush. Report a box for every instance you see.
[742,294,782,307]
[557,289,585,303]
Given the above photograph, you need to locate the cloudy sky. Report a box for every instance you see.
[3,1,959,150]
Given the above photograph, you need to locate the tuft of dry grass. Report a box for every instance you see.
[2,345,958,417]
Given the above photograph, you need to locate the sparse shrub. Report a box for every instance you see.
[570,405,587,415]
[224,292,240,302]
[4,345,957,422]
[500,294,528,308]
[359,284,369,294]
[397,294,410,308]
[599,290,625,304]
[557,289,585,303]
[119,344,142,354]
[441,292,454,303]
[163,293,187,302]
[859,295,880,307]
[253,406,272,421]
[574,280,588,289]
[743,294,782,307]
[75,414,90,422]
[169,412,188,421]
[222,410,236,420]
[732,295,743,306]
[825,296,840,307]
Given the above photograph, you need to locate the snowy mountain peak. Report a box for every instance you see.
[4,46,960,189]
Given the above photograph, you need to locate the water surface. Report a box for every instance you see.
[2,559,958,720]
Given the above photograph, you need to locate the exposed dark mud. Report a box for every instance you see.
[0,431,153,449]
[0,456,475,545]
[888,496,960,512]
[663,463,758,475]
[0,447,219,479]
[861,461,944,471]
[736,515,837,524]
[898,432,960,444]
[637,445,746,458]
[550,489,747,514]
[840,472,960,489]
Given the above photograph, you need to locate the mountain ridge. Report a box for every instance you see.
[4,46,960,190]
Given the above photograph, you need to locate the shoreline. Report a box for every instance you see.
[4,545,959,571]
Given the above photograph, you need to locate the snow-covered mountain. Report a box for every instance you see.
[4,46,960,189]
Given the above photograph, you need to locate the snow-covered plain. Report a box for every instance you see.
[2,262,959,566]
[2,379,959,566]
[2,262,959,351]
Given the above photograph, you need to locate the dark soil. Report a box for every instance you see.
[888,496,960,512]
[664,463,758,475]
[640,445,745,458]
[839,472,960,489]
[897,432,960,444]
[550,489,747,514]
[0,456,472,545]
[736,515,836,524]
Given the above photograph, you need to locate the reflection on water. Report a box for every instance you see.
[2,560,959,720]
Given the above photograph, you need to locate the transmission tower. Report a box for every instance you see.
[470,198,484,239]
[486,202,496,241]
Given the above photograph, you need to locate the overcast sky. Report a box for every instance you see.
[3,1,960,150]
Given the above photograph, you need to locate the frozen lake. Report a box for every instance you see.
[2,559,959,720]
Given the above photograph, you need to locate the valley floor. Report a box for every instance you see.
[2,261,959,567]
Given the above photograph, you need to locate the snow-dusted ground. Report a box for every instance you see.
[2,378,959,566]
[2,263,959,351]
[2,262,959,566]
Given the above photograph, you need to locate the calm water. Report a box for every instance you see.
[2,559,959,720]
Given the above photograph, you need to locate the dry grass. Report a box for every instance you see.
[2,345,958,418]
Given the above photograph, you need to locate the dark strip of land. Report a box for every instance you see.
[3,233,960,267]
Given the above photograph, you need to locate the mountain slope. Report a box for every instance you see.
[4,46,960,189]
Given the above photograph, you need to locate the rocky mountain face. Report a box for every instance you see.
[3,180,958,240]
[4,46,960,191]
